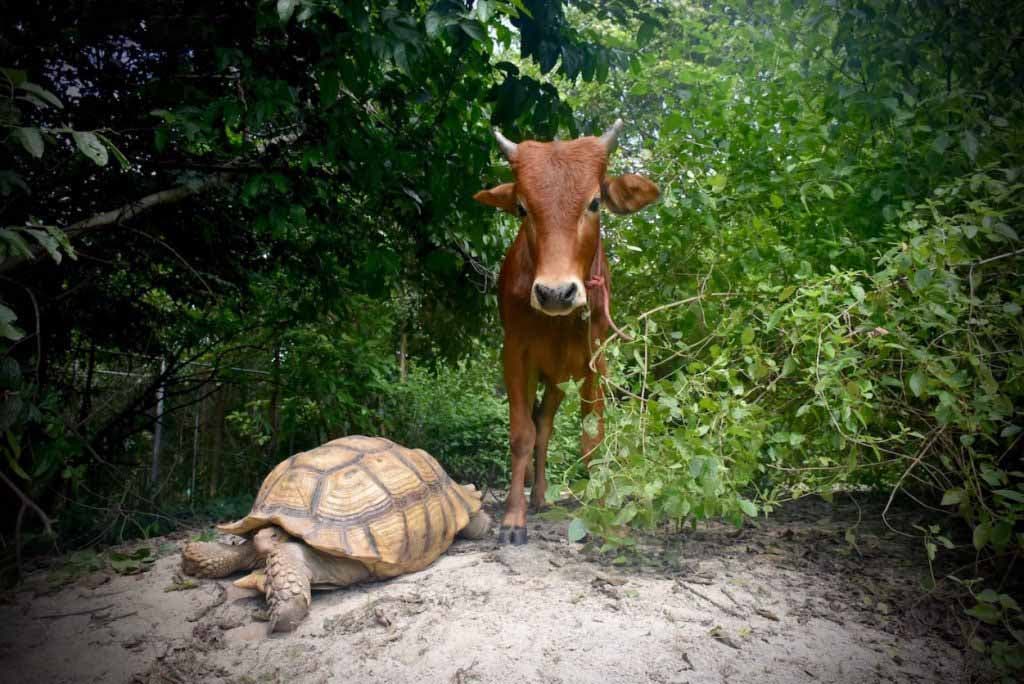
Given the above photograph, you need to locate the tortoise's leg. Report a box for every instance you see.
[260,528,370,633]
[459,509,492,540]
[181,539,259,578]
[529,385,564,512]
[265,540,313,633]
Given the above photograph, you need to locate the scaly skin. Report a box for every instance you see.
[181,539,259,578]
[265,541,313,633]
[259,526,371,633]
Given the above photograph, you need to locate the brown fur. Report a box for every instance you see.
[475,131,659,532]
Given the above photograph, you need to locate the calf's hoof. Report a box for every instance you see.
[497,525,528,545]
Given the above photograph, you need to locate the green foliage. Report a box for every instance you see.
[539,0,1024,672]
[107,547,155,575]
[380,352,508,486]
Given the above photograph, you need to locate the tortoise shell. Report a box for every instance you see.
[218,436,481,573]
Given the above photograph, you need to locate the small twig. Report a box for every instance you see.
[98,610,138,624]
[881,428,942,538]
[129,228,214,295]
[14,504,25,577]
[36,603,114,619]
[638,292,737,321]
[677,580,745,619]
[451,658,480,684]
[0,470,55,537]
[720,585,744,608]
[187,582,227,622]
[954,247,1024,269]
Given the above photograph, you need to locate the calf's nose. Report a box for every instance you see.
[533,281,579,313]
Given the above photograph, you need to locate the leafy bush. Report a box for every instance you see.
[379,352,509,486]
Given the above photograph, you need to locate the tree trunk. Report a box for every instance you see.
[266,344,282,464]
[208,384,226,499]
[399,332,408,383]
[149,358,167,487]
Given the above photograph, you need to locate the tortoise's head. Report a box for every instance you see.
[253,526,289,555]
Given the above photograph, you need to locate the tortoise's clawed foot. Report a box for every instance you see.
[265,543,312,633]
[268,594,309,633]
[497,525,528,545]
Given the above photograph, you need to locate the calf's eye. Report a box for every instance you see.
[588,197,600,212]
[517,203,527,217]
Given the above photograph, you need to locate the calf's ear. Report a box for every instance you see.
[602,174,660,215]
[473,183,517,214]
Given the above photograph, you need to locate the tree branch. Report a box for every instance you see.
[0,172,234,274]
[0,470,55,537]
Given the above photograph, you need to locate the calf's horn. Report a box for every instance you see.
[600,118,625,154]
[493,128,518,162]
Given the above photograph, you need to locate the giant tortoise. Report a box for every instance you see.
[181,435,491,632]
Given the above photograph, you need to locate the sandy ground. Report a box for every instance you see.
[0,495,971,684]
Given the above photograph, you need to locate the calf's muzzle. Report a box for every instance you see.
[532,279,586,315]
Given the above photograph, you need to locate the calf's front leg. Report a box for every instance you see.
[499,347,536,545]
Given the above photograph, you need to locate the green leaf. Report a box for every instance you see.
[0,68,27,86]
[845,380,861,399]
[741,325,755,345]
[637,19,657,47]
[960,130,979,162]
[965,603,1001,625]
[18,82,63,109]
[94,132,130,170]
[567,518,587,543]
[661,111,684,135]
[912,268,933,289]
[993,489,1024,504]
[14,128,44,158]
[460,20,485,42]
[276,0,297,22]
[612,503,638,525]
[708,174,727,192]
[908,371,926,398]
[973,523,990,550]
[475,0,492,23]
[425,11,444,37]
[25,229,62,264]
[1,229,34,258]
[770,193,784,208]
[933,131,951,153]
[819,183,834,200]
[738,498,757,517]
[71,131,109,166]
[940,488,964,506]
[0,304,24,341]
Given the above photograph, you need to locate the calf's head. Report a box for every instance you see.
[474,120,659,316]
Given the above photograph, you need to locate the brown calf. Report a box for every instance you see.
[474,120,659,544]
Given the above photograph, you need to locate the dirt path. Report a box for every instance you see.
[0,496,968,683]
